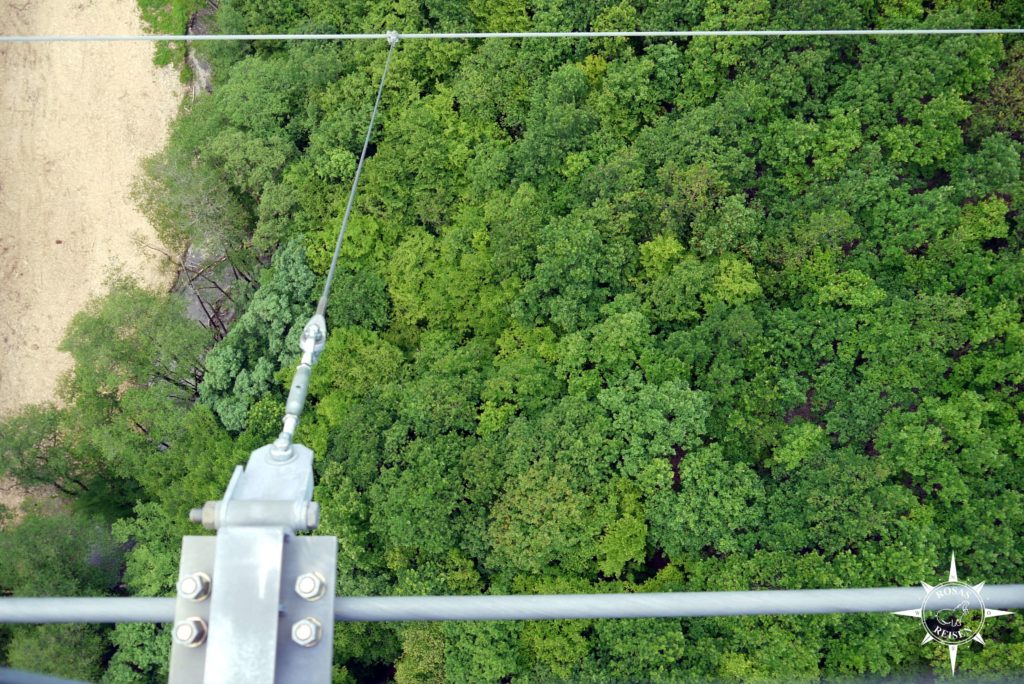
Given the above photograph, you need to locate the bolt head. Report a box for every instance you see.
[295,572,326,601]
[291,617,322,647]
[173,617,207,648]
[177,572,211,601]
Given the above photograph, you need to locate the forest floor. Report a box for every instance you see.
[0,0,182,516]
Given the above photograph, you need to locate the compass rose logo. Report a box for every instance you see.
[893,554,1014,675]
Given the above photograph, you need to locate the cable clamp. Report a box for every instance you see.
[299,314,327,365]
[386,30,400,45]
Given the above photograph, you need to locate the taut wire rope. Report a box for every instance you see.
[317,32,397,317]
[1,28,1024,42]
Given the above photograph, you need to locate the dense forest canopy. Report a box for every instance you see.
[2,0,1024,681]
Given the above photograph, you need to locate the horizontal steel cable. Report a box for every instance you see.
[2,28,1024,42]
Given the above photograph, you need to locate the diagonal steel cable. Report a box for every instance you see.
[317,31,398,317]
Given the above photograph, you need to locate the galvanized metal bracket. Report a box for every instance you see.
[169,534,337,684]
[169,536,215,682]
[171,438,337,683]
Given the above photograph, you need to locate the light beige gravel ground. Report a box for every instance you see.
[0,0,183,514]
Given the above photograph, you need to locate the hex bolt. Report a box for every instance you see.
[291,617,323,648]
[172,617,208,648]
[177,572,211,602]
[295,571,326,601]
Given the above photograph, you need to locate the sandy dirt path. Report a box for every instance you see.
[0,0,183,419]
[0,0,183,515]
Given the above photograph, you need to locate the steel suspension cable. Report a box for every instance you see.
[1,28,1024,42]
[317,31,397,317]
[264,33,398,460]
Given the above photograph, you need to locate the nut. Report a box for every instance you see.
[291,617,322,648]
[295,572,326,601]
[177,572,211,601]
[172,617,207,648]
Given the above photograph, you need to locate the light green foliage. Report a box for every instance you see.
[488,461,602,576]
[5,624,109,681]
[772,421,828,472]
[816,269,887,309]
[0,511,121,597]
[443,621,521,683]
[650,445,765,558]
[136,0,205,68]
[0,513,122,678]
[595,481,648,577]
[102,623,170,684]
[394,624,445,684]
[2,277,212,514]
[53,0,1024,678]
[0,404,93,495]
[61,275,210,400]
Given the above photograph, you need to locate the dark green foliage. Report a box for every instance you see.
[0,404,93,496]
[16,0,1024,679]
[0,512,122,679]
[0,511,122,597]
[198,238,316,431]
[5,624,109,681]
[0,281,232,676]
[102,623,171,684]
[969,43,1024,141]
